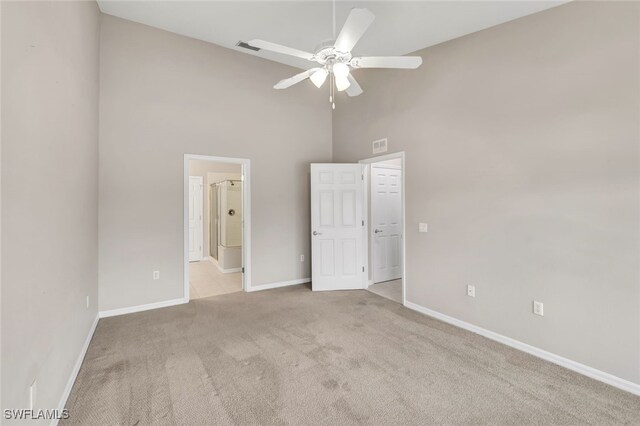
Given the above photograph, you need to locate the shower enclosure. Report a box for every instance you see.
[210,179,242,272]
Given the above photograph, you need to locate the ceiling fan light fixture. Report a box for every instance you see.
[310,68,329,88]
[335,74,351,92]
[252,7,423,103]
[332,62,350,79]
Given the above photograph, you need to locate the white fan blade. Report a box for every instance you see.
[351,56,423,69]
[274,68,320,89]
[247,39,315,61]
[346,75,363,97]
[334,8,375,53]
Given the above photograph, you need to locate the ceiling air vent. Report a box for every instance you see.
[236,41,260,52]
[372,138,388,154]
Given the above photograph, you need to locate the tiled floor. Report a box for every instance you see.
[367,279,402,303]
[189,259,242,299]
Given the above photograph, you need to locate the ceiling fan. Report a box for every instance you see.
[247,7,422,108]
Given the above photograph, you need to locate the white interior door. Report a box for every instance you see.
[188,176,203,262]
[371,164,403,283]
[311,164,365,291]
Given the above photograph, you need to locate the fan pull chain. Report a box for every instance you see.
[331,73,335,109]
[329,73,333,103]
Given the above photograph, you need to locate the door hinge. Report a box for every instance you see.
[242,267,245,273]
[362,220,364,227]
[361,174,364,181]
[362,266,365,272]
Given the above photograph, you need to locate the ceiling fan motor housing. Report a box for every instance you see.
[313,39,352,69]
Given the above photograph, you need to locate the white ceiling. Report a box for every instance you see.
[97,1,569,70]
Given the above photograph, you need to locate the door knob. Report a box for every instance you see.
[313,231,322,236]
[374,229,382,234]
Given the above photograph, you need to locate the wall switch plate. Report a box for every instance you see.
[153,271,160,280]
[29,380,37,410]
[419,223,428,233]
[533,301,544,316]
[299,254,304,262]
[467,285,475,298]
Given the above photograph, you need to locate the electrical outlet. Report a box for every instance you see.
[29,380,37,410]
[419,223,428,233]
[153,271,160,280]
[467,285,475,298]
[299,254,305,262]
[86,296,90,309]
[533,301,544,316]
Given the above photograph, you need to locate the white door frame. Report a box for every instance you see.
[183,154,251,301]
[359,151,406,305]
[188,175,204,262]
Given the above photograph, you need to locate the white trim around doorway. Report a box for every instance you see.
[359,152,406,306]
[188,175,204,262]
[184,154,251,301]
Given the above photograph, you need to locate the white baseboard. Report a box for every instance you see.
[404,301,640,397]
[208,256,242,274]
[52,314,99,426]
[208,256,219,266]
[248,277,310,292]
[99,297,187,318]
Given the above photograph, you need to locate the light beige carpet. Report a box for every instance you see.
[367,279,402,304]
[63,285,640,425]
[189,259,242,299]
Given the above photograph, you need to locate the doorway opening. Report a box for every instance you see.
[184,154,251,300]
[361,152,405,304]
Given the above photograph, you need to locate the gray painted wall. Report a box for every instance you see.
[98,15,332,311]
[1,1,637,411]
[1,0,100,412]
[333,1,640,384]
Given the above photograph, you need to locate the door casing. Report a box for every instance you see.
[188,176,204,262]
[183,154,251,301]
[359,152,406,305]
